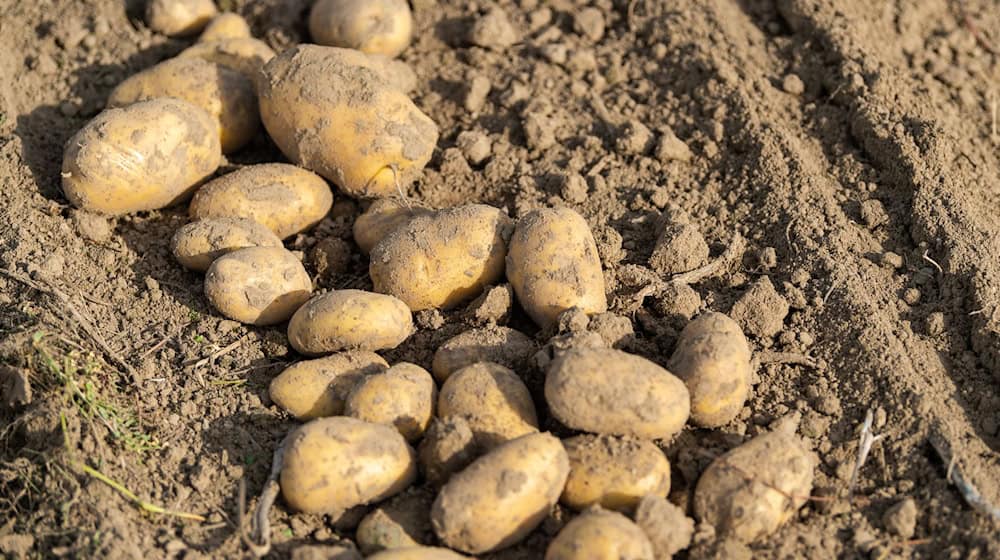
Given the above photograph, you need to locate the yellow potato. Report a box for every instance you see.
[561,435,671,512]
[62,98,220,216]
[346,363,436,442]
[179,38,277,81]
[370,205,512,310]
[545,509,654,560]
[668,312,752,428]
[146,0,217,36]
[203,246,312,325]
[367,548,468,560]
[432,433,570,554]
[431,325,537,383]
[171,217,283,272]
[269,351,389,420]
[199,13,251,41]
[309,0,413,58]
[280,416,417,515]
[353,199,432,255]
[506,207,607,329]
[545,348,690,440]
[287,290,413,356]
[189,163,334,239]
[438,362,538,450]
[258,45,438,198]
[417,416,477,487]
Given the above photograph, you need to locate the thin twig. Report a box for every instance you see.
[922,250,943,275]
[929,427,1000,521]
[79,463,205,521]
[243,433,292,558]
[140,321,192,359]
[670,232,746,285]
[185,338,245,369]
[848,409,883,500]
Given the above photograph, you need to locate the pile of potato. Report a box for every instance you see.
[59,1,819,557]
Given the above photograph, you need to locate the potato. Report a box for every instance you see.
[171,217,283,272]
[417,416,478,487]
[146,0,217,36]
[203,246,312,325]
[280,416,417,515]
[545,509,654,560]
[346,363,436,442]
[545,348,690,440]
[288,290,413,356]
[354,199,432,255]
[309,0,413,58]
[438,362,538,450]
[258,45,438,198]
[668,312,752,428]
[506,207,608,329]
[370,205,512,310]
[199,13,251,41]
[431,326,537,383]
[179,38,277,81]
[189,163,333,239]
[62,98,221,216]
[432,433,570,554]
[367,548,468,560]
[561,435,671,512]
[270,351,389,420]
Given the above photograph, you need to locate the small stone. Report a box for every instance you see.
[465,283,514,325]
[464,75,491,112]
[541,43,568,65]
[798,331,815,347]
[649,188,670,208]
[649,223,710,275]
[860,199,889,229]
[573,7,605,42]
[59,101,78,117]
[782,73,805,95]
[588,312,634,348]
[616,120,654,155]
[655,127,693,163]
[456,130,491,165]
[415,309,445,330]
[758,246,778,269]
[902,288,921,305]
[560,172,588,203]
[144,276,160,292]
[730,276,790,338]
[883,498,917,539]
[635,495,695,558]
[652,283,701,323]
[557,307,590,333]
[72,209,112,242]
[926,312,945,336]
[522,112,556,151]
[469,8,519,50]
[881,251,904,269]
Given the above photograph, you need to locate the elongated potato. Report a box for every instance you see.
[354,199,433,255]
[346,363,436,442]
[507,207,607,329]
[204,247,312,325]
[432,433,570,554]
[668,312,752,428]
[545,509,654,560]
[199,13,251,41]
[438,362,538,450]
[561,435,671,512]
[180,38,277,80]
[171,217,283,272]
[62,98,221,215]
[545,348,689,440]
[309,0,413,58]
[431,326,537,383]
[288,290,413,356]
[367,548,468,560]
[146,0,217,36]
[270,351,389,420]
[370,205,512,310]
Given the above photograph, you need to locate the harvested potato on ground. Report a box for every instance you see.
[258,45,438,198]
[634,495,695,559]
[507,207,607,329]
[171,217,283,272]
[545,348,689,440]
[199,12,251,41]
[418,416,478,487]
[107,57,258,153]
[561,434,671,512]
[432,433,570,554]
[62,98,220,216]
[189,163,333,239]
[370,205,512,310]
[353,199,432,255]
[270,351,389,420]
[438,362,538,450]
[346,363,436,442]
[203,247,312,325]
[287,290,413,356]
[545,509,654,560]
[179,38,277,80]
[356,487,434,555]
[146,0,217,36]
[309,0,413,58]
[367,548,468,560]
[280,416,417,515]
[431,325,536,383]
[668,312,752,428]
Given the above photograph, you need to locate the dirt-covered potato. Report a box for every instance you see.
[418,416,478,487]
[668,312,752,428]
[258,45,438,198]
[270,351,389,421]
[199,13,251,42]
[438,362,538,450]
[287,290,413,356]
[62,98,221,216]
[432,433,570,554]
[107,57,258,154]
[354,199,432,255]
[171,217,283,272]
[431,326,537,383]
[370,205,512,310]
[545,348,690,440]
[203,247,312,325]
[561,435,671,512]
[346,363,436,442]
[367,548,468,560]
[280,416,417,515]
[545,509,654,560]
[179,38,277,80]
[309,0,413,58]
[146,0,217,36]
[189,163,333,239]
[507,207,607,329]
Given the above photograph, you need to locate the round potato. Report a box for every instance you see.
[258,45,438,198]
[354,199,433,255]
[270,351,389,420]
[417,416,478,487]
[189,163,333,239]
[545,348,690,440]
[280,416,417,515]
[62,98,220,216]
[438,362,538,450]
[367,548,468,560]
[199,13,251,41]
[180,38,277,81]
[171,217,283,272]
[146,0,217,36]
[561,435,671,512]
[346,363,436,442]
[545,509,654,560]
[432,432,570,554]
[431,325,537,383]
[507,207,608,329]
[203,247,312,325]
[309,0,413,58]
[370,205,512,310]
[287,290,413,356]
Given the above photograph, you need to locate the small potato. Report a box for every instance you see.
[171,217,282,272]
[346,363,436,442]
[146,0,217,36]
[199,13,251,41]
[189,163,333,239]
[287,290,413,356]
[431,326,537,383]
[371,205,512,310]
[309,0,413,58]
[438,362,538,450]
[561,435,671,512]
[180,38,277,81]
[367,548,468,560]
[62,98,220,216]
[280,416,417,515]
[354,199,433,255]
[432,433,570,554]
[545,348,690,440]
[668,312,752,428]
[507,207,608,329]
[270,351,389,420]
[545,509,654,560]
[204,247,312,325]
[417,416,478,487]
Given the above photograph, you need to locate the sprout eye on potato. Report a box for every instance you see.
[269,351,389,421]
[171,217,283,272]
[437,362,538,451]
[561,434,671,512]
[354,198,433,255]
[346,362,436,442]
[146,0,217,37]
[203,246,312,326]
[309,0,414,58]
[287,290,414,356]
[431,325,537,383]
[544,508,654,560]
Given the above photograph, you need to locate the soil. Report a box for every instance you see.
[1,0,1000,558]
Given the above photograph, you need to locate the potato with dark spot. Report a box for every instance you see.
[309,0,413,58]
[354,199,433,255]
[545,509,654,560]
[431,325,537,383]
[171,217,283,272]
[269,351,389,420]
[287,290,413,356]
[367,548,468,560]
[561,435,671,512]
[346,363,436,442]
[146,0,217,36]
[199,13,251,42]
[438,362,538,450]
[203,247,312,325]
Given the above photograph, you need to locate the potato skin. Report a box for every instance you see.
[287,290,414,356]
[346,363,436,442]
[354,199,432,255]
[545,348,690,440]
[179,38,277,80]
[438,362,538,450]
[203,247,312,325]
[432,432,570,554]
[370,205,512,311]
[62,98,221,216]
[280,416,417,515]
[561,434,671,512]
[431,326,537,383]
[367,548,468,560]
[545,509,654,560]
[269,351,389,420]
[171,217,282,272]
[309,0,413,58]
[506,208,608,329]
[668,312,752,428]
[199,13,251,41]
[146,0,217,37]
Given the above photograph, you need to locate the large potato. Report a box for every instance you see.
[179,38,277,81]
[309,0,413,58]
[258,45,438,198]
[561,435,671,512]
[432,433,570,554]
[354,199,432,255]
[280,416,417,515]
[545,348,689,440]
[507,207,607,329]
[370,205,512,310]
[545,509,654,560]
[288,290,413,356]
[146,0,217,36]
[346,363,436,442]
[203,247,312,325]
[431,325,537,383]
[171,217,283,272]
[269,351,389,420]
[199,13,251,41]
[367,548,468,560]
[438,362,538,450]
[189,163,333,239]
